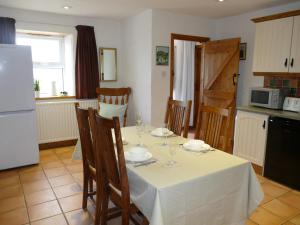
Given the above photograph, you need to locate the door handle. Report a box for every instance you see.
[284,58,288,67]
[291,58,294,67]
[262,120,266,129]
[232,73,239,86]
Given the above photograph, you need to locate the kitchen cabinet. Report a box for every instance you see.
[252,11,300,75]
[233,110,269,166]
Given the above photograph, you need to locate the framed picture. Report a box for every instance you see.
[240,43,247,60]
[156,46,169,66]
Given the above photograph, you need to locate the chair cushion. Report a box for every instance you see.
[99,102,127,126]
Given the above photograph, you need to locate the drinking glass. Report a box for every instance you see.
[165,143,177,167]
[136,114,144,146]
[161,128,169,146]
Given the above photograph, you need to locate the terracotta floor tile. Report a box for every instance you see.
[57,151,73,160]
[283,222,297,225]
[25,189,56,206]
[256,175,268,184]
[279,192,300,210]
[260,193,274,205]
[40,155,60,164]
[61,159,82,166]
[20,171,46,183]
[53,183,82,198]
[39,150,55,157]
[263,199,300,219]
[22,180,51,195]
[0,196,25,214]
[44,167,69,178]
[28,200,62,222]
[41,161,64,169]
[0,207,29,225]
[261,182,290,198]
[58,193,87,212]
[48,174,75,188]
[290,214,300,225]
[0,170,19,179]
[66,164,83,173]
[0,176,20,189]
[246,219,257,225]
[71,172,83,183]
[250,207,285,225]
[65,207,95,225]
[30,214,68,225]
[0,184,23,200]
[18,165,43,174]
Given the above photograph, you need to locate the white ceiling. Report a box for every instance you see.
[0,0,298,19]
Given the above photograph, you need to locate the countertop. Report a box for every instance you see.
[237,106,300,121]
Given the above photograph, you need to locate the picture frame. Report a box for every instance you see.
[156,46,169,66]
[240,43,247,60]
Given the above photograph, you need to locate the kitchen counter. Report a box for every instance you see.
[237,106,300,121]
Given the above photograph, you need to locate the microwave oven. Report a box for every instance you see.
[249,87,284,109]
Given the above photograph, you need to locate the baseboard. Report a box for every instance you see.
[252,163,263,175]
[39,139,78,150]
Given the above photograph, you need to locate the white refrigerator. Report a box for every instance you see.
[0,44,39,170]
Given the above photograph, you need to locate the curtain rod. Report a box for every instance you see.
[16,20,75,28]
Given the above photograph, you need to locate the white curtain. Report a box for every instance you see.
[173,40,196,125]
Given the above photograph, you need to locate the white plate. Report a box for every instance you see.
[183,142,211,152]
[125,151,152,162]
[151,128,174,137]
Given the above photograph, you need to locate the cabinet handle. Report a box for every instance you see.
[284,58,288,67]
[291,58,294,67]
[262,120,266,129]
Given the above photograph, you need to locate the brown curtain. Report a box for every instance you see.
[0,17,16,44]
[75,25,99,99]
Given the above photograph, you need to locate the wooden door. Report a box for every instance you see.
[290,16,300,73]
[193,45,201,128]
[252,17,293,73]
[200,38,240,152]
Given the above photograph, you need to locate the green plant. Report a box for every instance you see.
[34,80,40,92]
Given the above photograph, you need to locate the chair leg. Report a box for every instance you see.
[94,182,102,225]
[122,210,130,225]
[82,173,89,209]
[89,178,94,201]
[100,187,109,225]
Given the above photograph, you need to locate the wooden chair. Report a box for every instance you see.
[164,97,192,138]
[75,103,120,225]
[194,104,233,151]
[88,108,149,225]
[96,87,131,127]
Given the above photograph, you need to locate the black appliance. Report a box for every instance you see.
[264,116,300,190]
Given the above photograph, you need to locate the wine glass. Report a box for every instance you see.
[165,143,177,167]
[161,124,169,146]
[136,114,144,146]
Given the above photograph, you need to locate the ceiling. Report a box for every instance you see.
[0,0,298,20]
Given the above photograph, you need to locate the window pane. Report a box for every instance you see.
[33,68,64,97]
[17,37,62,63]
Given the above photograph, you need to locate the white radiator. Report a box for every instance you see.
[36,99,98,144]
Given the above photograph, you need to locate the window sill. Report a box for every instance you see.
[35,96,76,101]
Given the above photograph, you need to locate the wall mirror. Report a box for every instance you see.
[99,47,117,81]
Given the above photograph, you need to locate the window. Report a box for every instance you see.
[16,32,74,97]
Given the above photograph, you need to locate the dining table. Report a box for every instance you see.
[73,126,264,225]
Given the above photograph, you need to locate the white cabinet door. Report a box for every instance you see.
[290,16,300,73]
[233,111,268,166]
[252,17,293,73]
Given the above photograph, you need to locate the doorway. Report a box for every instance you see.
[170,33,209,128]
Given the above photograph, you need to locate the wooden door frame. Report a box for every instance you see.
[170,33,210,98]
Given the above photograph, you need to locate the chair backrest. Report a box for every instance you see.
[74,103,95,168]
[96,87,131,127]
[164,97,192,138]
[194,104,233,151]
[88,108,130,205]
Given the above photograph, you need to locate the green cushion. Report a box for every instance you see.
[99,102,127,126]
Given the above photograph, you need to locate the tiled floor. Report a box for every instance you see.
[0,146,299,225]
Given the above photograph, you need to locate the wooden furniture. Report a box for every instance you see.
[194,104,233,151]
[252,9,300,76]
[88,109,149,225]
[96,87,131,126]
[164,97,192,138]
[74,103,99,224]
[233,110,268,168]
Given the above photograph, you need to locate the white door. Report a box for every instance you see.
[290,16,300,73]
[0,111,39,170]
[0,45,35,113]
[233,111,268,166]
[252,17,293,73]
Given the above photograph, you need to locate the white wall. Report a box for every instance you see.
[151,10,216,126]
[215,1,300,106]
[0,6,124,90]
[122,10,152,125]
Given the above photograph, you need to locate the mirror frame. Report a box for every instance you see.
[99,47,117,82]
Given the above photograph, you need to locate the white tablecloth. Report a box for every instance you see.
[74,126,263,225]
